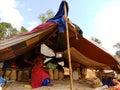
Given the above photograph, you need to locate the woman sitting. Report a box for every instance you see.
[31,53,51,88]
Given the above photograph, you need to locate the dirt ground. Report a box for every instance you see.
[3,69,112,90]
[4,80,95,90]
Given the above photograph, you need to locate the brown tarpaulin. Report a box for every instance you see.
[0,22,119,71]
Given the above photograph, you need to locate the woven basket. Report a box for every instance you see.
[54,69,59,80]
[17,70,23,81]
[4,68,12,80]
[58,71,64,80]
[48,69,53,80]
[10,69,17,80]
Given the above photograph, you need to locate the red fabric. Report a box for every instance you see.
[31,62,49,88]
[116,87,120,90]
[113,79,120,85]
[30,22,55,32]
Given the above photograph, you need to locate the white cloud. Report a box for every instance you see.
[93,1,120,55]
[0,0,24,30]
[27,21,39,31]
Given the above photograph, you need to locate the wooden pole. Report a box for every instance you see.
[64,2,74,90]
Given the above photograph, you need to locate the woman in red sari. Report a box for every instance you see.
[31,54,50,88]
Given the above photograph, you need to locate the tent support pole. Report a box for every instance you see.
[64,2,74,90]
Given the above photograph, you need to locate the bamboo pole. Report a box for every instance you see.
[64,2,74,90]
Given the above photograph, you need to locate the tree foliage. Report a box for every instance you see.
[91,37,101,45]
[0,22,13,39]
[19,26,28,34]
[0,22,28,40]
[38,9,55,23]
[113,43,120,49]
[113,43,120,56]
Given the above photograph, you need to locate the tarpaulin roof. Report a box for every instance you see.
[0,1,119,71]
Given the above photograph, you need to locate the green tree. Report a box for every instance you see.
[91,37,101,45]
[113,43,120,56]
[0,22,19,40]
[114,43,120,49]
[0,20,28,40]
[38,9,55,23]
[19,26,28,34]
[10,28,18,37]
[0,22,12,39]
[0,24,6,39]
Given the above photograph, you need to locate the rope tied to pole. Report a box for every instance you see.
[64,13,79,40]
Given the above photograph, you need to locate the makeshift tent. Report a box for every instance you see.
[0,1,119,71]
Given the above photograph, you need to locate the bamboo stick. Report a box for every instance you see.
[64,2,74,90]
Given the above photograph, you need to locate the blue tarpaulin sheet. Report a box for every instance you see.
[47,1,68,33]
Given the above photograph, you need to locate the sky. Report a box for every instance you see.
[0,0,120,55]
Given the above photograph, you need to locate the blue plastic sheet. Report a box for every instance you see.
[47,1,68,33]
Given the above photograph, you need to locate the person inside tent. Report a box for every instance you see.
[31,53,51,88]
